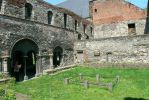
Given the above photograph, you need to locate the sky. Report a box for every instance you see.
[44,0,148,9]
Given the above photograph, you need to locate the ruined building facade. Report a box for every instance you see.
[0,0,149,81]
[75,0,149,66]
[89,0,146,38]
[0,0,93,81]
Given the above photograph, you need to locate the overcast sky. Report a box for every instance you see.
[44,0,147,8]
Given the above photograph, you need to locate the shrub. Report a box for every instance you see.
[0,87,16,100]
[5,89,16,100]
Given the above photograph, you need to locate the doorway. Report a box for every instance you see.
[11,39,38,81]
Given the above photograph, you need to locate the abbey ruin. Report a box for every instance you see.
[0,0,148,81]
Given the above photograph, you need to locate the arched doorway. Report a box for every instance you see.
[11,39,38,81]
[53,46,63,68]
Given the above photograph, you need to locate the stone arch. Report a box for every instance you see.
[9,38,39,57]
[53,46,63,68]
[10,39,39,81]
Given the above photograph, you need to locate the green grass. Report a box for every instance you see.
[10,66,149,100]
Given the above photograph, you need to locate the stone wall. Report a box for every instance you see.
[74,35,149,66]
[94,19,146,39]
[0,0,93,39]
[0,14,75,72]
[0,0,94,75]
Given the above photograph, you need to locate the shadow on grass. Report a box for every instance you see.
[124,97,148,100]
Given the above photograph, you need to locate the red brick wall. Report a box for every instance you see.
[92,0,146,25]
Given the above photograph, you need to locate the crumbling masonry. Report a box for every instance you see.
[0,0,148,81]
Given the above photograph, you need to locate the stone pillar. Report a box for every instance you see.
[35,55,39,77]
[48,49,53,69]
[49,54,53,69]
[60,54,64,67]
[74,52,77,64]
[0,58,2,72]
[24,56,28,80]
[1,56,9,74]
[35,53,42,77]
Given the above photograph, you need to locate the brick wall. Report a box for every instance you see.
[91,0,146,25]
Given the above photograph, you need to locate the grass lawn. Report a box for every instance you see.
[10,66,149,100]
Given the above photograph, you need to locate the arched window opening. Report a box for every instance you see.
[53,47,63,68]
[25,3,33,19]
[0,0,2,11]
[64,13,67,28]
[78,34,82,40]
[48,11,53,24]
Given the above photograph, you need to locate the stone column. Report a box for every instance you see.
[60,54,64,67]
[24,56,28,80]
[0,58,2,72]
[49,54,54,69]
[1,56,9,74]
[35,53,42,77]
[73,52,77,64]
[35,55,39,77]
[48,49,53,69]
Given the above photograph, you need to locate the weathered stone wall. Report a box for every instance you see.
[0,14,75,71]
[75,35,149,65]
[0,0,94,74]
[94,19,146,39]
[0,0,93,39]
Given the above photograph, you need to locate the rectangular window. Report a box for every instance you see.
[90,27,93,36]
[75,20,77,31]
[128,23,136,35]
[0,0,2,10]
[77,50,83,54]
[83,24,86,34]
[94,51,100,56]
[64,13,67,28]
[25,3,33,19]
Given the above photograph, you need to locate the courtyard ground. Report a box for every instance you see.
[10,66,149,100]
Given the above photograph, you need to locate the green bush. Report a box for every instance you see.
[5,89,16,100]
[0,73,10,79]
[0,87,16,100]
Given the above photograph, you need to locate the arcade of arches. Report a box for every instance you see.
[0,39,64,81]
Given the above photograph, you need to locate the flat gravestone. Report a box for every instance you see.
[16,93,31,100]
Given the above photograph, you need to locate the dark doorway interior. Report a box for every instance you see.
[11,39,38,81]
[11,51,24,81]
[26,51,36,79]
[53,46,63,68]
